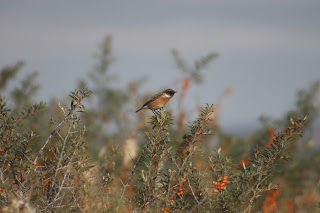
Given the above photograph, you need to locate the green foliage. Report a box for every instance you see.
[239,117,307,212]
[0,97,45,199]
[0,61,24,91]
[171,49,218,83]
[77,35,135,157]
[0,90,91,212]
[0,36,319,213]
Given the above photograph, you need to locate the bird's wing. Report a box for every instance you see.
[143,93,163,107]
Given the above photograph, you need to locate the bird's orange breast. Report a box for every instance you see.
[147,96,170,110]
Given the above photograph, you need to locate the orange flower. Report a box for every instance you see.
[48,150,54,158]
[162,208,171,213]
[33,161,45,166]
[268,127,274,136]
[221,141,228,153]
[262,190,280,213]
[239,158,249,167]
[195,161,202,170]
[177,112,186,130]
[212,176,230,193]
[182,77,191,91]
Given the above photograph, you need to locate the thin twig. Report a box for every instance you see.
[119,154,142,203]
[34,95,85,163]
[187,175,200,204]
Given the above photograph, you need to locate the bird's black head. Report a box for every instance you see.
[164,89,177,97]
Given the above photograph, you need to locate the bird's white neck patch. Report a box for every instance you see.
[163,93,171,98]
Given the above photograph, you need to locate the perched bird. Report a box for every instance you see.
[136,89,177,114]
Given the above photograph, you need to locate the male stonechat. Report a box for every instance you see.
[136,89,177,114]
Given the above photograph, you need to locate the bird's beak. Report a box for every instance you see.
[174,91,177,93]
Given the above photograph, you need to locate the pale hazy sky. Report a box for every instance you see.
[1,1,320,131]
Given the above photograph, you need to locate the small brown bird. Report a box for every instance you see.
[136,89,177,114]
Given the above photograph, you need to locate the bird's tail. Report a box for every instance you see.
[135,107,143,113]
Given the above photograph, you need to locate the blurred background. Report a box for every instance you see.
[1,0,320,134]
[1,1,320,212]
